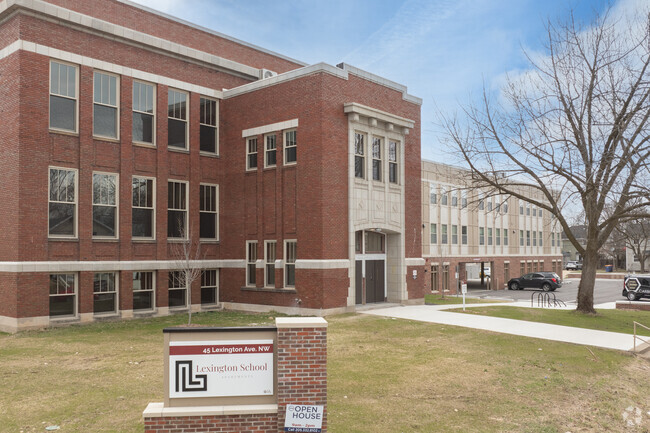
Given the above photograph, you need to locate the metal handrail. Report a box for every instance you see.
[633,321,650,353]
[530,291,566,308]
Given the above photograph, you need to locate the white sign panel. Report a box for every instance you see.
[169,339,274,398]
[284,404,324,432]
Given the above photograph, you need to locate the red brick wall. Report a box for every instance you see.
[144,414,278,433]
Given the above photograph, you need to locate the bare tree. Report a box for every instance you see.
[616,217,650,272]
[170,223,204,325]
[440,8,650,313]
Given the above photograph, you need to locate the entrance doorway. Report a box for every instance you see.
[355,230,387,304]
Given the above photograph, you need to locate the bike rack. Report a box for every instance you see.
[530,291,567,308]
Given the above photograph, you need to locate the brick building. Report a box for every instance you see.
[0,0,425,332]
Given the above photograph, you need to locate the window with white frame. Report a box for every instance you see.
[487,199,493,212]
[478,192,484,210]
[503,200,509,213]
[520,230,524,246]
[167,181,187,238]
[388,140,398,183]
[133,81,155,144]
[92,173,118,238]
[372,137,382,181]
[479,227,485,245]
[132,177,155,238]
[504,229,509,246]
[168,89,188,149]
[461,191,467,209]
[461,225,467,245]
[496,228,501,246]
[520,201,524,215]
[430,223,437,244]
[539,231,543,247]
[430,184,437,204]
[49,273,76,317]
[533,207,537,217]
[539,208,543,218]
[133,271,154,311]
[201,269,218,305]
[246,241,257,287]
[452,225,458,244]
[451,190,458,207]
[93,272,117,314]
[551,233,555,247]
[284,130,297,164]
[354,133,365,179]
[533,230,537,246]
[265,240,276,288]
[247,137,258,170]
[93,71,119,139]
[50,61,78,132]
[265,134,277,167]
[526,230,531,246]
[526,204,530,216]
[168,270,187,308]
[488,227,493,246]
[49,167,77,237]
[441,224,448,244]
[285,240,296,287]
[441,186,448,206]
[199,184,218,240]
[200,97,218,154]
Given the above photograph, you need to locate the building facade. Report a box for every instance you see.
[421,161,563,293]
[0,0,425,332]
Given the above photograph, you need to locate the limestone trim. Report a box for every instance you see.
[242,119,299,138]
[275,317,328,328]
[143,402,278,418]
[294,259,350,269]
[343,102,415,130]
[0,260,245,273]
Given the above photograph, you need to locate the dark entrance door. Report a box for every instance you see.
[366,260,385,303]
[355,260,363,304]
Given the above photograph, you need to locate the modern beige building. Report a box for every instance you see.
[421,160,563,293]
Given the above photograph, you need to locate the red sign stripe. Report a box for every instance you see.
[170,344,274,356]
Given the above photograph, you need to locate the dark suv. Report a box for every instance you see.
[622,275,650,301]
[508,272,562,292]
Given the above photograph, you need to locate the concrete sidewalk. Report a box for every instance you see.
[360,303,637,351]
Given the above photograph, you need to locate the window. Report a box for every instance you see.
[441,224,448,244]
[452,225,458,244]
[49,61,78,132]
[520,201,524,215]
[487,200,493,212]
[496,228,501,246]
[520,262,525,276]
[488,227,493,246]
[430,224,437,244]
[92,173,118,238]
[354,133,365,179]
[479,227,485,245]
[265,134,277,167]
[132,177,155,238]
[93,272,117,314]
[430,184,437,204]
[265,241,276,288]
[247,138,258,170]
[532,231,537,247]
[431,265,439,292]
[167,181,187,238]
[504,229,509,246]
[533,207,537,217]
[461,191,467,209]
[199,97,218,154]
[199,184,218,240]
[133,271,154,311]
[246,241,257,287]
[519,230,524,247]
[441,187,448,206]
[133,81,155,144]
[539,231,543,247]
[539,209,543,218]
[388,140,398,183]
[503,200,509,213]
[451,190,458,207]
[49,273,76,317]
[201,269,218,305]
[372,137,382,181]
[168,89,188,149]
[551,233,555,247]
[365,232,385,253]
[355,231,363,253]
[526,230,531,246]
[478,192,484,210]
[285,241,297,287]
[168,271,187,308]
[526,204,530,216]
[284,130,297,164]
[49,167,77,237]
[93,71,119,139]
[442,265,449,292]
[461,225,467,245]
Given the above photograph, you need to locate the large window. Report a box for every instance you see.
[441,224,448,244]
[246,241,257,287]
[199,184,218,240]
[461,225,468,245]
[504,229,509,246]
[441,187,448,206]
[284,130,297,164]
[168,181,187,238]
[132,177,155,238]
[285,240,297,288]
[49,167,77,237]
[430,223,437,244]
[133,271,154,311]
[519,230,524,247]
[452,225,458,245]
[49,273,76,317]
[354,133,365,179]
[479,227,485,246]
[49,61,78,132]
[539,231,543,247]
[200,97,218,154]
[168,89,188,149]
[526,230,531,246]
[365,232,385,253]
[168,271,187,308]
[201,269,218,305]
[532,231,537,246]
[430,184,437,204]
[496,228,501,246]
[388,140,398,184]
[265,240,276,288]
[265,134,277,167]
[93,272,117,314]
[488,227,493,246]
[451,190,458,207]
[133,81,155,144]
[372,137,382,181]
[247,137,258,170]
[92,173,118,238]
[93,71,119,139]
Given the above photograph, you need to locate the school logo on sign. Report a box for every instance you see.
[175,360,207,392]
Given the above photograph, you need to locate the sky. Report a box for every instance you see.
[129,0,637,164]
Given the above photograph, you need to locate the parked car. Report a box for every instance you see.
[565,261,582,270]
[508,272,562,292]
[622,274,650,301]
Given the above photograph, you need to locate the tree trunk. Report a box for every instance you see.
[187,281,192,325]
[576,246,598,314]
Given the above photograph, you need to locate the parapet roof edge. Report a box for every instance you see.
[116,0,308,68]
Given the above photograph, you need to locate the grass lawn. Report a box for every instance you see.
[1,311,649,432]
[424,294,506,305]
[447,306,650,337]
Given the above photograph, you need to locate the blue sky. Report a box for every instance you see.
[130,0,634,163]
